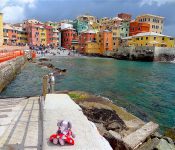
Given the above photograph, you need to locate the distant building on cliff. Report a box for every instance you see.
[136,14,164,34]
[77,14,97,24]
[0,13,3,46]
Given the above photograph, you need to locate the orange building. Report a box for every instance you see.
[129,21,150,36]
[97,30,113,54]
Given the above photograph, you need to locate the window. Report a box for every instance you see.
[162,37,164,40]
[138,27,140,30]
[146,37,148,40]
[136,38,139,40]
[141,37,143,40]
[154,37,156,40]
[114,43,115,45]
[148,18,150,21]
[170,38,174,40]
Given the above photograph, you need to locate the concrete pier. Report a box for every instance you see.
[0,97,41,150]
[43,94,112,150]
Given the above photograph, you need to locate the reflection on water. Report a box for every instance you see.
[1,57,175,130]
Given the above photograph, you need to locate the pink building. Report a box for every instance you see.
[78,30,96,52]
[25,22,41,46]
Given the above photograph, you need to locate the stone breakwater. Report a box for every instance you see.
[0,56,26,92]
[114,46,175,61]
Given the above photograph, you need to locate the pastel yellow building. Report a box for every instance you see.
[0,13,3,46]
[85,41,100,54]
[39,27,47,46]
[122,32,175,48]
[136,14,164,34]
[112,26,120,51]
[15,27,28,45]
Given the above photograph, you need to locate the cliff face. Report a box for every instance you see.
[0,56,26,92]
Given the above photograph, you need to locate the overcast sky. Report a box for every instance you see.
[0,0,175,36]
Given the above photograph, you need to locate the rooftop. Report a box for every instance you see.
[134,32,172,37]
[137,14,164,19]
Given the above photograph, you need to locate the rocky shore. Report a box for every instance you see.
[32,58,67,75]
[59,90,175,150]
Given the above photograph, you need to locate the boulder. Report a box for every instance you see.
[80,106,127,132]
[103,132,131,150]
[156,139,175,150]
[136,138,160,150]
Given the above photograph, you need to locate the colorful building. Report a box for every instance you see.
[129,21,150,36]
[25,22,41,46]
[118,13,132,21]
[39,26,47,46]
[15,26,28,45]
[77,14,97,24]
[45,25,53,46]
[120,20,130,38]
[0,13,3,46]
[85,42,100,54]
[97,30,113,54]
[99,17,122,30]
[58,31,61,48]
[79,30,96,52]
[45,21,59,47]
[73,20,89,33]
[136,14,164,34]
[112,26,121,51]
[61,27,77,49]
[122,32,175,48]
[3,23,18,45]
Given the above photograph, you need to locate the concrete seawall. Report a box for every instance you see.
[0,56,26,92]
[115,46,175,61]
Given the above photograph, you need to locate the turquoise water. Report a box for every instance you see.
[1,57,175,130]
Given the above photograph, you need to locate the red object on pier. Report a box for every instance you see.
[49,132,75,145]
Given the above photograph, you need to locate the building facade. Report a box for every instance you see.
[97,30,113,54]
[122,32,175,48]
[77,14,97,24]
[61,28,77,49]
[0,13,3,46]
[85,42,100,54]
[118,13,132,21]
[79,30,96,52]
[39,26,47,46]
[112,26,121,51]
[120,20,130,38]
[129,21,150,36]
[136,14,164,34]
[73,20,89,33]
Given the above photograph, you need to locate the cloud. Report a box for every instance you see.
[2,6,25,23]
[0,0,37,23]
[140,0,175,6]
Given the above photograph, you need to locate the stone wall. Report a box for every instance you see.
[115,46,175,61]
[0,56,26,92]
[154,47,175,61]
[116,46,154,61]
